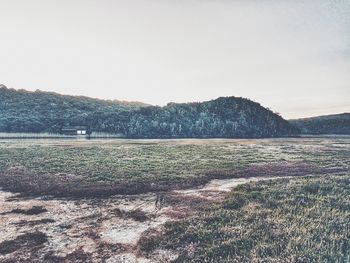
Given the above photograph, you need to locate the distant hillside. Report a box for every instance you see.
[290,113,350,135]
[0,85,298,138]
[0,85,146,133]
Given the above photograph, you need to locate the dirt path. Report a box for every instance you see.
[175,176,287,196]
[0,176,287,262]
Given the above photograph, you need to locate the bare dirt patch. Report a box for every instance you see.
[13,218,55,227]
[0,190,175,262]
[113,208,150,222]
[0,171,202,198]
[0,231,48,255]
[1,206,47,215]
[205,161,341,179]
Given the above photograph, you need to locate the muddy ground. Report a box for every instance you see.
[0,161,339,198]
[0,161,345,263]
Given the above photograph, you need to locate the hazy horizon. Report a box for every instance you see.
[1,0,349,119]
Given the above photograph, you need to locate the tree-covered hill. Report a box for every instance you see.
[126,98,298,138]
[290,113,350,135]
[0,85,147,133]
[0,85,299,138]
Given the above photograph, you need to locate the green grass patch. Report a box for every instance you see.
[143,174,350,262]
[0,138,348,186]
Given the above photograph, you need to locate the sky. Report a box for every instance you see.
[0,0,349,119]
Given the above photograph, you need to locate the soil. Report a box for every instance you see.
[0,161,338,199]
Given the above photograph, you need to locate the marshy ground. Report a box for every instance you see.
[0,137,349,262]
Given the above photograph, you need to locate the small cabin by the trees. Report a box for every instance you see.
[60,126,91,136]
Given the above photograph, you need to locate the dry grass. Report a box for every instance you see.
[0,138,348,197]
[140,174,350,262]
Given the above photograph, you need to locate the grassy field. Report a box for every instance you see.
[141,174,350,262]
[0,138,349,196]
[0,132,124,139]
[0,137,349,262]
[0,137,348,196]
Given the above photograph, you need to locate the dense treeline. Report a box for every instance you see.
[126,98,298,138]
[290,113,350,135]
[0,85,299,138]
[0,85,143,133]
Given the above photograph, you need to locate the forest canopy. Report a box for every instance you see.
[290,113,350,135]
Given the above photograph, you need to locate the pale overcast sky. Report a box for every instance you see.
[0,0,349,118]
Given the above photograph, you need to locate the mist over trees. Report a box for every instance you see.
[0,85,299,138]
